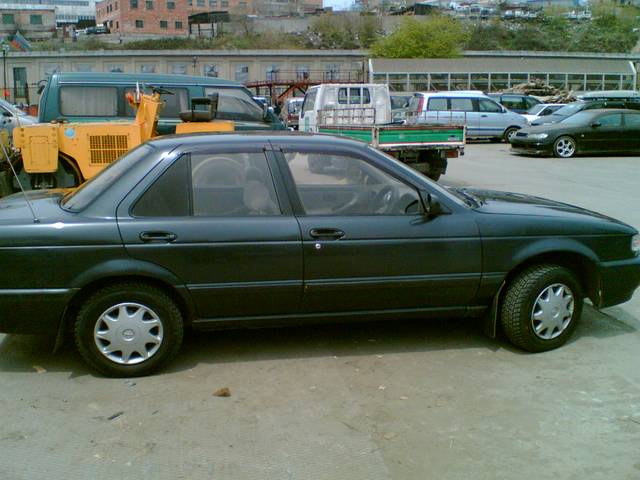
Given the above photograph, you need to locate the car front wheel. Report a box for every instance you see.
[500,264,583,352]
[74,283,184,377]
[553,136,577,158]
[503,127,519,143]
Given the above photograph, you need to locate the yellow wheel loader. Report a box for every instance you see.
[9,86,234,190]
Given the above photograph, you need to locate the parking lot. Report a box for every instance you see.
[1,142,639,480]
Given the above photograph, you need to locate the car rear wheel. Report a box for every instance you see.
[553,136,577,158]
[74,283,183,377]
[500,264,583,352]
[503,127,519,143]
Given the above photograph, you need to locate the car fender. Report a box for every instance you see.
[69,257,186,289]
[510,237,600,267]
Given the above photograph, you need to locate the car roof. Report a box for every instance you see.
[414,91,488,98]
[579,90,639,100]
[50,72,243,87]
[586,108,640,114]
[147,131,371,151]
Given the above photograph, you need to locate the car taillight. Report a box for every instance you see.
[417,97,425,113]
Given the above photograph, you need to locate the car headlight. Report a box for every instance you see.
[632,234,640,255]
[527,133,549,140]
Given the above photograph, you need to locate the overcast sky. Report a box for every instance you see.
[323,0,354,10]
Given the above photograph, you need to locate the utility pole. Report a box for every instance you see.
[2,43,9,100]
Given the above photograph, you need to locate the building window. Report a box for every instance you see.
[196,0,204,6]
[107,64,124,73]
[115,21,119,29]
[139,64,157,73]
[175,21,183,29]
[221,0,228,6]
[115,1,118,9]
[167,0,175,8]
[209,0,216,6]
[266,65,280,81]
[170,64,187,74]
[2,14,14,24]
[135,19,144,28]
[30,14,42,25]
[130,0,138,8]
[160,20,168,28]
[204,64,218,77]
[324,64,340,82]
[75,64,94,73]
[296,65,309,81]
[146,0,153,9]
[187,0,192,6]
[235,64,249,83]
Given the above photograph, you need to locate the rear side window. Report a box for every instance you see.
[478,99,502,113]
[203,87,264,122]
[625,113,640,126]
[427,98,448,111]
[450,98,474,112]
[60,86,118,116]
[338,87,371,105]
[132,151,280,217]
[598,113,622,127]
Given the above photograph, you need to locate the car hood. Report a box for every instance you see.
[0,189,68,222]
[462,188,632,229]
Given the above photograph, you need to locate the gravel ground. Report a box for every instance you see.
[1,143,639,480]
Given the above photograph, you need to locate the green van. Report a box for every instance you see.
[38,72,285,134]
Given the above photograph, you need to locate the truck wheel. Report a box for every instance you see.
[500,264,583,352]
[74,283,184,377]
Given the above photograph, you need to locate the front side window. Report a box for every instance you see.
[203,87,264,122]
[133,152,280,217]
[302,90,317,115]
[285,152,421,216]
[60,86,118,116]
[597,114,622,127]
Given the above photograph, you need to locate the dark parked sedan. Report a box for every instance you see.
[1,133,640,376]
[511,109,640,158]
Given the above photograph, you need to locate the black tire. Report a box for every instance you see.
[500,264,583,352]
[74,283,183,377]
[503,127,519,143]
[553,136,577,158]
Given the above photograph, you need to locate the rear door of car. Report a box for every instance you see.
[116,144,303,322]
[580,112,624,153]
[623,112,640,151]
[477,97,508,137]
[271,141,482,314]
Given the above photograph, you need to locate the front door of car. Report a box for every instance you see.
[477,98,507,137]
[273,147,482,314]
[449,97,481,137]
[580,113,623,152]
[117,147,303,320]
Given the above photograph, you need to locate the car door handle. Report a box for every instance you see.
[139,231,177,243]
[309,228,345,240]
[480,114,488,117]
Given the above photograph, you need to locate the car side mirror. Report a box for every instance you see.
[419,190,448,217]
[591,121,601,128]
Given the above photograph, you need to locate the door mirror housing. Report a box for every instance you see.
[1,111,11,118]
[418,190,449,217]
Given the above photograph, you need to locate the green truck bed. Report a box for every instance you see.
[318,124,465,152]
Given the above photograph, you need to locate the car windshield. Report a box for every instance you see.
[61,144,157,212]
[558,111,594,125]
[554,103,584,116]
[527,104,546,115]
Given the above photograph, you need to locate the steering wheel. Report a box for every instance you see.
[330,189,369,215]
[371,185,398,214]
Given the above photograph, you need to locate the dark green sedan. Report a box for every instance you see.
[510,109,640,158]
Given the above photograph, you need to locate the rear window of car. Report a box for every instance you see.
[60,86,118,116]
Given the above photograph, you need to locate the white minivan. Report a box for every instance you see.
[409,91,528,141]
[299,84,391,132]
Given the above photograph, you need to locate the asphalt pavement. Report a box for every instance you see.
[1,142,639,480]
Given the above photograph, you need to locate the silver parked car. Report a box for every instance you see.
[409,91,528,142]
[0,99,37,136]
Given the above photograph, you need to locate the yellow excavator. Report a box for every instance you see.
[9,85,234,190]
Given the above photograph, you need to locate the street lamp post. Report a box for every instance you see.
[2,43,9,100]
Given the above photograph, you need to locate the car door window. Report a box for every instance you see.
[500,95,524,111]
[624,113,640,126]
[284,151,421,215]
[301,90,316,116]
[124,87,188,118]
[203,87,264,122]
[598,114,622,127]
[450,98,474,112]
[60,86,118,116]
[478,99,502,112]
[132,151,280,217]
[427,98,448,111]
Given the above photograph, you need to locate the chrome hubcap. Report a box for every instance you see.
[531,283,574,340]
[93,302,164,365]
[507,129,517,141]
[555,138,575,157]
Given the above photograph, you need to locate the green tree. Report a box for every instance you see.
[370,16,469,58]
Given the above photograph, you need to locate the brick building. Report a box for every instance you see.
[0,6,56,39]
[96,0,322,35]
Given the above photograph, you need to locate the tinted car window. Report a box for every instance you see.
[60,86,118,116]
[204,87,264,122]
[500,95,525,110]
[478,99,502,113]
[125,87,188,118]
[427,98,448,111]
[598,113,622,127]
[625,113,640,126]
[524,96,540,109]
[191,152,280,216]
[450,98,474,112]
[132,155,191,217]
[285,152,421,215]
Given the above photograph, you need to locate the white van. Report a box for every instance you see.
[299,84,391,132]
[409,91,528,141]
